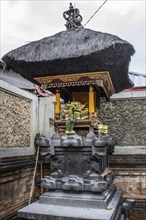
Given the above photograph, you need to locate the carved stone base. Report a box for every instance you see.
[18,187,124,220]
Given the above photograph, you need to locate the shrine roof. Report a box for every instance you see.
[2,28,135,93]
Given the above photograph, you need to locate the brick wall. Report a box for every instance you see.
[0,156,40,220]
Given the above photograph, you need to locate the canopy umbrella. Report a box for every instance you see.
[2,27,135,93]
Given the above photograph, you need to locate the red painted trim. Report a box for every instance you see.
[35,85,55,97]
[123,86,146,92]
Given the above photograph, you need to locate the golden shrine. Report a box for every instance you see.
[34,71,115,131]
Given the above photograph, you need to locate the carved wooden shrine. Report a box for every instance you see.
[34,71,114,130]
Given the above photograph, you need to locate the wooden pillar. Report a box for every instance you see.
[95,87,101,116]
[89,85,95,118]
[55,89,60,119]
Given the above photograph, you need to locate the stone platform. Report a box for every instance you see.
[18,188,123,220]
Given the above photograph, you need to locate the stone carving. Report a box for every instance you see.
[63,3,83,30]
[18,127,135,220]
[36,126,116,192]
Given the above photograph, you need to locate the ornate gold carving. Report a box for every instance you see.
[63,76,81,82]
[34,71,115,96]
[45,80,104,89]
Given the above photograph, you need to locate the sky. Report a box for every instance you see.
[0,0,146,74]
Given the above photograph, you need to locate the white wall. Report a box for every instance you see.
[38,96,55,137]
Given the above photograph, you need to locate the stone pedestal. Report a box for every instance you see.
[18,187,123,220]
[17,133,133,220]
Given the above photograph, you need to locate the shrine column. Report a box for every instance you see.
[89,85,95,118]
[55,89,60,119]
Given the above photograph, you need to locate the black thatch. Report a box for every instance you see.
[2,28,135,92]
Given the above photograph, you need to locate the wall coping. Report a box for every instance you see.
[0,79,36,99]
[114,146,146,155]
[0,80,39,157]
[110,90,146,100]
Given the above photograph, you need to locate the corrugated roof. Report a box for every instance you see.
[0,68,35,90]
[129,71,146,87]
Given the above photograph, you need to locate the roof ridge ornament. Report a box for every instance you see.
[63,3,83,30]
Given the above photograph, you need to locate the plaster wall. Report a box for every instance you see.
[38,96,55,137]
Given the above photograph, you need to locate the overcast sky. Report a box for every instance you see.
[0,0,145,74]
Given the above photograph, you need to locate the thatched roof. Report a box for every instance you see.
[2,28,135,93]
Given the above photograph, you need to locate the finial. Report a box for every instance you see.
[63,3,83,30]
[69,3,73,10]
